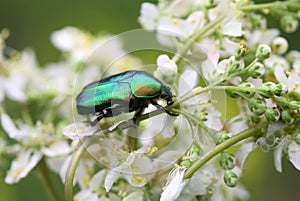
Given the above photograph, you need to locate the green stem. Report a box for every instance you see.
[127,126,139,151]
[239,1,300,11]
[64,139,88,201]
[184,122,268,179]
[37,159,61,201]
[172,14,227,64]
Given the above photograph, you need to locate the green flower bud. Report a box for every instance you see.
[250,115,261,124]
[289,101,300,111]
[274,83,288,96]
[237,82,255,97]
[248,97,266,115]
[224,170,238,188]
[271,37,288,55]
[259,82,276,98]
[186,143,201,161]
[225,89,239,98]
[247,62,265,78]
[256,44,271,61]
[281,110,294,124]
[280,15,299,33]
[217,131,231,144]
[235,46,247,61]
[220,152,235,170]
[250,13,266,28]
[265,108,280,122]
[180,160,192,168]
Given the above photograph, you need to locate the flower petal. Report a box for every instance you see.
[5,149,43,184]
[223,21,242,37]
[288,141,300,171]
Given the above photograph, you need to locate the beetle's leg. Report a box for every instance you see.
[150,100,179,116]
[90,115,104,126]
[83,113,104,127]
[132,107,145,127]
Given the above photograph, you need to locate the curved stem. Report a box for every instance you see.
[37,159,61,201]
[64,139,88,201]
[184,122,268,179]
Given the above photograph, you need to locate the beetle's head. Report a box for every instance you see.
[160,85,174,105]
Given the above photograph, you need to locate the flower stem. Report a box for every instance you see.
[64,139,88,201]
[184,122,268,179]
[37,159,61,201]
[239,1,300,11]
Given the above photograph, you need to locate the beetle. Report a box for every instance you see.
[76,70,178,126]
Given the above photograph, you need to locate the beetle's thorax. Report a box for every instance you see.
[160,85,173,105]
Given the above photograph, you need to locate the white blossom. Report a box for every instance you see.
[155,54,177,85]
[5,148,43,184]
[288,141,300,171]
[160,167,189,201]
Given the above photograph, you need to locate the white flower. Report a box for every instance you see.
[74,169,106,201]
[155,54,177,85]
[292,59,300,74]
[5,148,43,184]
[264,54,289,70]
[222,20,243,37]
[42,140,71,157]
[104,149,155,192]
[274,66,300,94]
[288,141,300,171]
[1,113,72,183]
[235,142,257,169]
[51,26,89,52]
[274,137,286,173]
[201,51,222,82]
[63,122,99,140]
[156,11,205,39]
[245,29,279,48]
[0,49,37,102]
[138,3,160,30]
[271,36,288,54]
[179,165,217,199]
[160,167,189,201]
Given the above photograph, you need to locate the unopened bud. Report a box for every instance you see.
[256,44,271,61]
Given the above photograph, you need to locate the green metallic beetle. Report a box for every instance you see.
[76,70,177,126]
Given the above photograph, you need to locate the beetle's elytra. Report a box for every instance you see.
[76,70,177,125]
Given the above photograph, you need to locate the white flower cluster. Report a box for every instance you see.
[0,0,300,201]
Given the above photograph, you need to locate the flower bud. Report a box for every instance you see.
[250,115,261,124]
[271,37,288,55]
[280,15,299,33]
[180,160,192,168]
[256,44,271,61]
[155,54,177,85]
[281,110,294,124]
[265,108,280,122]
[238,82,255,97]
[248,97,266,115]
[224,170,238,188]
[250,13,266,28]
[217,131,231,144]
[289,101,300,111]
[219,152,235,170]
[259,82,276,98]
[247,62,265,78]
[185,143,201,161]
[274,83,288,96]
[234,46,247,61]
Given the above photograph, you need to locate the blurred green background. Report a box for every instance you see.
[0,0,300,201]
